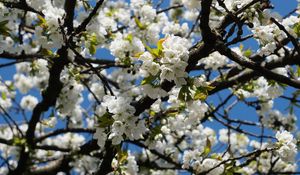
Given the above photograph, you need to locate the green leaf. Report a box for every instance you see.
[8,83,14,91]
[297,65,300,77]
[89,33,99,55]
[97,112,114,128]
[202,138,211,156]
[89,44,96,55]
[141,75,156,85]
[242,83,254,92]
[194,90,207,101]
[194,85,215,101]
[0,20,11,36]
[36,15,48,29]
[144,44,159,58]
[41,48,54,56]
[149,125,162,140]
[122,57,132,66]
[37,15,46,25]
[0,20,9,26]
[134,17,147,30]
[293,22,300,37]
[125,33,133,43]
[178,86,192,101]
[13,137,26,146]
[1,92,6,100]
[243,49,252,58]
[82,0,91,11]
[157,38,166,55]
[149,110,156,117]
[171,9,183,20]
[106,8,117,17]
[117,150,128,164]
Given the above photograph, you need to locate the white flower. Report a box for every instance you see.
[93,128,107,150]
[95,105,107,117]
[141,60,160,76]
[139,52,154,61]
[275,130,297,162]
[200,158,224,175]
[112,121,125,135]
[102,95,135,115]
[182,0,201,9]
[184,9,200,21]
[57,74,84,119]
[142,84,168,99]
[88,83,105,101]
[277,143,297,162]
[276,130,294,143]
[109,33,144,60]
[199,51,228,70]
[125,152,139,175]
[14,74,34,94]
[160,65,175,82]
[140,5,156,21]
[162,22,189,36]
[20,95,38,111]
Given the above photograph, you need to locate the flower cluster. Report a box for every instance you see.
[94,94,148,147]
[57,66,84,126]
[275,130,298,162]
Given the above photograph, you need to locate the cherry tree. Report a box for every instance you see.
[0,0,299,174]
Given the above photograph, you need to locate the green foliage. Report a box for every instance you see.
[0,20,11,36]
[178,85,193,101]
[12,137,26,146]
[293,22,300,37]
[194,85,215,101]
[134,17,147,30]
[97,112,114,128]
[88,33,99,55]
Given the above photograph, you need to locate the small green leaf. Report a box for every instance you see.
[0,20,11,36]
[106,9,116,17]
[297,65,300,77]
[157,38,166,54]
[82,0,91,11]
[8,84,14,91]
[117,150,128,164]
[242,83,254,92]
[171,9,183,20]
[149,110,156,117]
[13,137,26,146]
[194,91,207,101]
[41,48,54,56]
[36,15,48,29]
[141,75,156,85]
[202,138,211,156]
[194,85,215,101]
[293,22,300,37]
[134,17,147,30]
[206,85,215,91]
[0,20,9,26]
[125,33,133,43]
[88,33,99,55]
[97,112,114,128]
[89,44,96,55]
[37,15,46,25]
[149,125,162,140]
[1,92,6,100]
[243,49,252,58]
[178,86,192,101]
